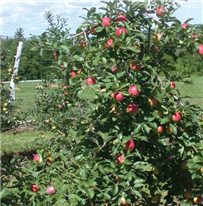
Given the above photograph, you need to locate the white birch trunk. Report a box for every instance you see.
[9,41,23,102]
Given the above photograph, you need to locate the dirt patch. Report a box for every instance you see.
[35,84,43,89]
[15,87,20,90]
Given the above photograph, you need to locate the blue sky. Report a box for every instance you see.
[0,0,202,38]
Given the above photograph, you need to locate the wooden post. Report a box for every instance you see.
[9,41,23,102]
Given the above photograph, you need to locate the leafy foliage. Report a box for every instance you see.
[1,0,203,205]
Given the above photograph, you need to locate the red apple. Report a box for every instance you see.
[114,92,124,101]
[155,46,159,53]
[148,98,158,108]
[63,85,67,89]
[105,39,114,48]
[58,105,62,109]
[115,27,127,37]
[127,104,139,115]
[102,17,110,27]
[86,77,96,85]
[31,184,40,192]
[128,85,140,97]
[172,111,181,122]
[77,68,82,74]
[111,66,118,72]
[156,7,166,17]
[170,81,175,89]
[198,45,203,55]
[130,61,142,71]
[70,71,76,77]
[115,155,125,164]
[33,154,41,162]
[193,197,202,204]
[124,140,135,151]
[116,14,127,22]
[166,126,173,134]
[53,52,57,60]
[157,110,164,117]
[60,64,65,68]
[181,23,188,29]
[64,91,68,95]
[154,126,164,134]
[8,68,12,72]
[1,82,5,86]
[46,186,56,194]
[192,34,198,39]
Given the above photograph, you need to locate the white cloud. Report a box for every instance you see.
[1,0,202,37]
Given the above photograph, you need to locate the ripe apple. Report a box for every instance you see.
[33,154,42,162]
[70,71,76,78]
[127,104,139,115]
[154,126,164,134]
[86,77,96,85]
[171,111,181,122]
[124,140,135,151]
[129,61,142,71]
[198,45,203,55]
[157,110,164,117]
[115,27,127,37]
[41,134,45,138]
[166,126,173,135]
[120,197,127,205]
[193,197,202,204]
[152,33,162,44]
[114,92,124,101]
[1,82,5,86]
[110,92,115,99]
[156,7,166,17]
[102,17,110,27]
[44,119,50,124]
[63,85,67,89]
[53,52,57,61]
[170,81,175,89]
[8,68,12,73]
[77,68,82,74]
[111,66,118,72]
[3,102,8,107]
[155,46,159,53]
[64,91,68,95]
[31,184,40,192]
[58,105,62,109]
[181,23,188,29]
[148,98,158,108]
[192,34,198,39]
[116,14,127,22]
[105,39,114,48]
[52,126,56,130]
[183,191,192,199]
[128,85,140,97]
[115,155,125,164]
[46,186,56,194]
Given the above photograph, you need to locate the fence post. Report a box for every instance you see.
[9,41,24,102]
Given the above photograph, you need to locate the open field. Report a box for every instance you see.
[1,76,203,155]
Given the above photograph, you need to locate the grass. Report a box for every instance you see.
[175,76,203,108]
[1,130,53,155]
[1,76,203,155]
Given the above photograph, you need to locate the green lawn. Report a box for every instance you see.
[1,77,202,155]
[176,76,203,108]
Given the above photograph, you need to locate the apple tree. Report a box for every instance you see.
[1,0,203,205]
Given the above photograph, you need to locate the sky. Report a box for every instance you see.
[0,0,203,38]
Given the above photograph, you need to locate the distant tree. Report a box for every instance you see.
[14,27,25,39]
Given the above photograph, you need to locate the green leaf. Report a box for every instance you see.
[143,125,151,134]
[73,55,84,62]
[87,188,95,198]
[0,187,10,199]
[113,185,119,195]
